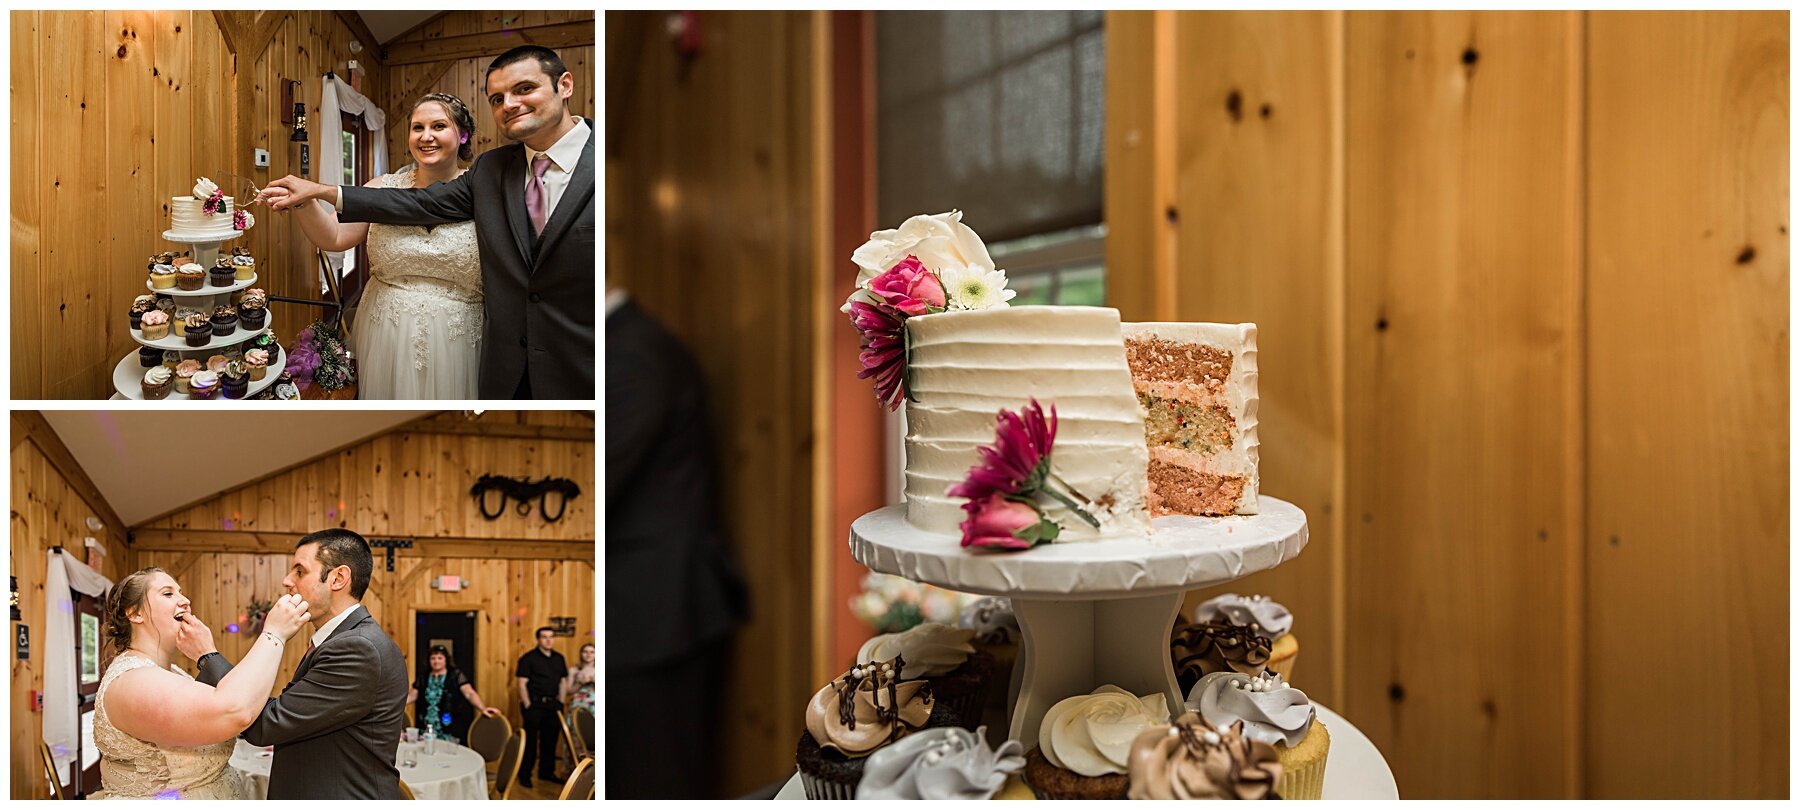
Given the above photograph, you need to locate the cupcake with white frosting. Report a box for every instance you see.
[1024,685,1171,799]
[1187,669,1330,799]
[1196,592,1299,682]
[858,622,993,731]
[855,724,1025,800]
[1128,711,1282,799]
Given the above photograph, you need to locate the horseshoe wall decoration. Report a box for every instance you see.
[470,475,583,523]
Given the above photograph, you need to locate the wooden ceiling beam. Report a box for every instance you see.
[382,20,594,67]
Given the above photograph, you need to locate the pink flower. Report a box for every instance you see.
[947,399,1058,504]
[867,256,946,317]
[202,189,225,216]
[850,300,907,411]
[959,493,1043,550]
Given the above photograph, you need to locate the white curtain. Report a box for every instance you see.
[318,74,389,290]
[43,550,113,786]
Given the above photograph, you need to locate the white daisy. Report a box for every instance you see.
[938,264,1017,310]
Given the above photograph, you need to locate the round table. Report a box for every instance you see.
[229,738,489,800]
[773,703,1398,799]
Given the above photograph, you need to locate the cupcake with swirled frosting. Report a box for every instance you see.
[795,654,959,800]
[1127,711,1282,799]
[1187,669,1329,799]
[855,724,1025,800]
[958,598,1022,748]
[1196,593,1299,682]
[1025,685,1171,799]
[858,622,993,732]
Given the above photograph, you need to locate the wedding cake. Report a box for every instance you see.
[843,211,1261,548]
[168,177,250,238]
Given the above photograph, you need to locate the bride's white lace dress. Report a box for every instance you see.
[93,653,251,800]
[352,163,484,399]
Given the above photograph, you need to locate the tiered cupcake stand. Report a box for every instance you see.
[110,226,287,400]
[776,496,1399,799]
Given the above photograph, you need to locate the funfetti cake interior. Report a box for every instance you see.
[1121,322,1259,516]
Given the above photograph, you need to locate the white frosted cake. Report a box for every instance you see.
[904,306,1152,541]
[168,177,241,237]
[1121,323,1259,515]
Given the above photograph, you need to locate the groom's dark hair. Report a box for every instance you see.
[485,45,569,87]
[297,528,373,600]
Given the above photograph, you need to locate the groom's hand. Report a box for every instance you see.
[176,613,218,661]
[260,175,331,211]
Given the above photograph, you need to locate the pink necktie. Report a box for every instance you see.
[527,153,552,236]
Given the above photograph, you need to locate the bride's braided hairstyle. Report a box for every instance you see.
[414,92,478,161]
[102,567,167,667]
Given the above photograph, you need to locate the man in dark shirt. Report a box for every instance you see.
[515,626,569,787]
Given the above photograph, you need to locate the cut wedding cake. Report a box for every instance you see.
[1122,323,1259,516]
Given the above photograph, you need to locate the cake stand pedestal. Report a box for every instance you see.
[849,497,1308,748]
[162,226,244,270]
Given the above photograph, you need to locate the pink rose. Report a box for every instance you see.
[867,256,947,317]
[960,493,1044,551]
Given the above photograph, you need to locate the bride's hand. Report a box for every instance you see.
[262,594,313,641]
[255,186,293,209]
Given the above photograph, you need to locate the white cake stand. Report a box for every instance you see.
[850,497,1308,749]
[162,225,245,270]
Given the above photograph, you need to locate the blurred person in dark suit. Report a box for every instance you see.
[606,282,749,798]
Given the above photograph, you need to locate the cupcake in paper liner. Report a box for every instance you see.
[1024,685,1170,799]
[1187,669,1329,799]
[1195,592,1300,683]
[1127,711,1282,799]
[794,654,959,800]
[858,622,993,733]
[855,724,1024,800]
[1171,616,1272,694]
[957,597,1021,746]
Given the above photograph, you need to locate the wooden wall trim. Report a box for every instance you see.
[382,20,593,66]
[129,528,595,564]
[10,413,127,544]
[395,420,593,441]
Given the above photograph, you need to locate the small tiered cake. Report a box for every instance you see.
[1121,323,1259,516]
[169,177,236,237]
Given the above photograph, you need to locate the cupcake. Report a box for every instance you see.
[161,350,180,371]
[211,305,238,337]
[230,247,256,280]
[252,332,280,364]
[244,348,270,381]
[221,360,249,399]
[148,254,178,289]
[174,360,202,394]
[139,309,171,341]
[206,354,230,374]
[1024,685,1171,799]
[140,366,174,400]
[1188,670,1329,800]
[856,725,1025,800]
[858,623,993,732]
[1196,593,1299,683]
[129,295,157,329]
[238,292,267,330]
[188,370,220,399]
[184,313,212,347]
[1171,617,1271,693]
[796,655,957,800]
[137,346,163,368]
[156,297,177,319]
[958,597,1022,747]
[1127,711,1282,799]
[176,262,206,291]
[209,257,235,287]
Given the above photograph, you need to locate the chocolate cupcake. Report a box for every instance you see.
[1171,617,1272,694]
[1024,685,1171,800]
[252,332,281,364]
[209,257,235,287]
[958,598,1021,747]
[184,313,212,347]
[858,623,994,732]
[796,655,959,800]
[137,346,163,368]
[221,360,249,399]
[238,293,267,331]
[1195,593,1300,683]
[129,295,157,329]
[211,305,238,337]
[140,366,174,400]
[176,263,206,291]
[1127,711,1282,799]
[188,370,220,399]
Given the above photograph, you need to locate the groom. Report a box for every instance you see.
[261,45,595,399]
[177,529,409,799]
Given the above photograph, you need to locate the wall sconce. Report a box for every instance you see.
[287,79,310,177]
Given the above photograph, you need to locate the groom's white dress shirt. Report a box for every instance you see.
[524,117,590,223]
[310,602,364,649]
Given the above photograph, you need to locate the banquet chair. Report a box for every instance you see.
[492,730,524,800]
[398,779,416,800]
[467,712,512,780]
[39,742,64,800]
[573,707,594,754]
[556,709,586,768]
[557,757,594,801]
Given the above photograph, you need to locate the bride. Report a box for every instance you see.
[273,92,482,399]
[93,567,311,799]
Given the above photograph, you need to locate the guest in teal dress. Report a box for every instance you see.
[406,645,502,742]
[564,642,595,716]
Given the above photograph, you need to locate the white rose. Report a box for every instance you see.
[842,210,999,313]
[193,177,219,199]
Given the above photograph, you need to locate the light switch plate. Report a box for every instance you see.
[254,148,270,168]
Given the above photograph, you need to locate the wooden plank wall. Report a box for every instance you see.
[10,10,382,399]
[380,11,594,166]
[128,411,594,740]
[605,10,828,798]
[11,423,135,799]
[1108,10,1786,799]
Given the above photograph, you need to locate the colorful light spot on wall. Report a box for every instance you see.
[227,624,240,634]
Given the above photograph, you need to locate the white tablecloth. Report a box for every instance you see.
[229,738,489,800]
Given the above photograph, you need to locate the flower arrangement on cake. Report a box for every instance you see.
[947,398,1099,551]
[842,211,1016,410]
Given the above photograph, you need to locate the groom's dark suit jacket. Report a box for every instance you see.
[197,605,408,800]
[339,117,596,399]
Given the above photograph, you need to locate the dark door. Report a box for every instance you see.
[74,590,102,796]
[415,610,478,688]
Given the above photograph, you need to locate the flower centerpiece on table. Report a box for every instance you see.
[947,399,1099,551]
[842,211,1017,410]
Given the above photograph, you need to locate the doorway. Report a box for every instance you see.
[414,610,478,686]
